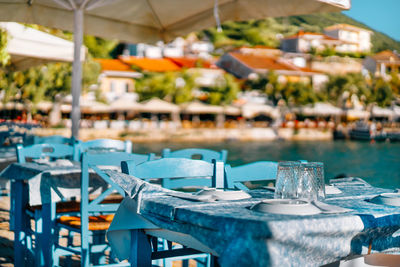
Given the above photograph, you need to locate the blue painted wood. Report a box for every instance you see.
[33,135,74,145]
[122,158,222,266]
[73,139,132,161]
[16,143,74,163]
[121,158,225,189]
[55,151,154,267]
[129,230,152,267]
[11,180,30,266]
[162,148,228,163]
[225,161,278,190]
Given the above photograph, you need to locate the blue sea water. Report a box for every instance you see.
[134,140,400,189]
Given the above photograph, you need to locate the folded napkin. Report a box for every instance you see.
[34,159,75,167]
[325,185,342,195]
[312,200,353,214]
[167,189,252,202]
[166,191,216,202]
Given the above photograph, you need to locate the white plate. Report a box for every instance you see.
[370,193,400,206]
[195,188,251,201]
[250,199,321,215]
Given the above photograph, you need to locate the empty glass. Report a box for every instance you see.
[310,162,326,200]
[297,162,326,200]
[274,161,299,199]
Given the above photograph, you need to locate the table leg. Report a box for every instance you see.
[40,202,56,267]
[129,229,152,267]
[11,180,29,267]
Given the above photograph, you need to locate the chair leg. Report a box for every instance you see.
[34,209,44,266]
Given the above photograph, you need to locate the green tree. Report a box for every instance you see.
[135,70,196,104]
[372,78,393,107]
[0,28,10,67]
[202,73,240,105]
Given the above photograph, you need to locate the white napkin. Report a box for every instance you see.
[325,185,342,195]
[167,189,251,202]
[312,200,353,214]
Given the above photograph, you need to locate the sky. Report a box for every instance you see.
[343,0,400,41]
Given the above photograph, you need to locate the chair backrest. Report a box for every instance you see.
[73,139,132,161]
[33,135,74,145]
[16,143,74,163]
[162,148,228,163]
[81,151,155,216]
[225,161,278,191]
[121,158,225,189]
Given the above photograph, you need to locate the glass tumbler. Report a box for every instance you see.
[274,161,299,199]
[310,162,326,200]
[297,162,325,201]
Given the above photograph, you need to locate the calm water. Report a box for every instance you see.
[134,140,400,189]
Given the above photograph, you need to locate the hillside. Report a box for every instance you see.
[201,12,400,53]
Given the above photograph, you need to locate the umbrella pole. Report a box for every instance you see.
[71,8,84,139]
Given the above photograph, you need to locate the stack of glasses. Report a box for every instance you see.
[274,161,326,201]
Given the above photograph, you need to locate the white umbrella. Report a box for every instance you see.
[301,102,342,116]
[0,0,350,138]
[139,98,180,113]
[109,98,143,112]
[181,101,224,114]
[0,22,85,71]
[346,109,370,120]
[371,106,394,118]
[241,103,280,119]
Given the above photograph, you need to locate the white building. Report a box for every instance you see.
[324,24,372,53]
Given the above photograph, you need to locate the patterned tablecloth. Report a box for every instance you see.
[106,172,400,267]
[0,161,108,205]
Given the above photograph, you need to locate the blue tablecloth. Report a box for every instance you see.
[0,161,108,205]
[106,172,400,267]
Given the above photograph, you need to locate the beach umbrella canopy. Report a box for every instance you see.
[109,97,143,112]
[301,102,342,117]
[181,101,224,114]
[139,98,180,113]
[346,109,370,120]
[241,103,280,119]
[0,0,350,138]
[371,106,394,118]
[0,22,84,71]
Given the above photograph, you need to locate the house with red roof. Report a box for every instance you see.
[363,50,400,77]
[281,31,343,53]
[324,24,372,53]
[94,59,142,102]
[217,52,328,89]
[119,56,181,72]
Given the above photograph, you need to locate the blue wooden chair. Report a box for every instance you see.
[15,143,75,264]
[225,161,278,191]
[54,151,154,267]
[33,135,75,145]
[16,143,74,163]
[73,139,132,161]
[121,158,225,267]
[162,148,228,163]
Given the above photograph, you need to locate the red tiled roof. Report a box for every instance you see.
[230,52,294,71]
[372,50,400,62]
[284,31,340,42]
[229,52,320,74]
[120,56,181,72]
[94,59,134,72]
[167,57,212,69]
[324,23,372,33]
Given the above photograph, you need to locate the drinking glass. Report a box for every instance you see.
[274,161,299,199]
[297,162,325,200]
[310,162,326,200]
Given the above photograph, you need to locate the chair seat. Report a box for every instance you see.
[27,195,124,214]
[57,214,114,231]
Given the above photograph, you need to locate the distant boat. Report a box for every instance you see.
[349,121,387,141]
